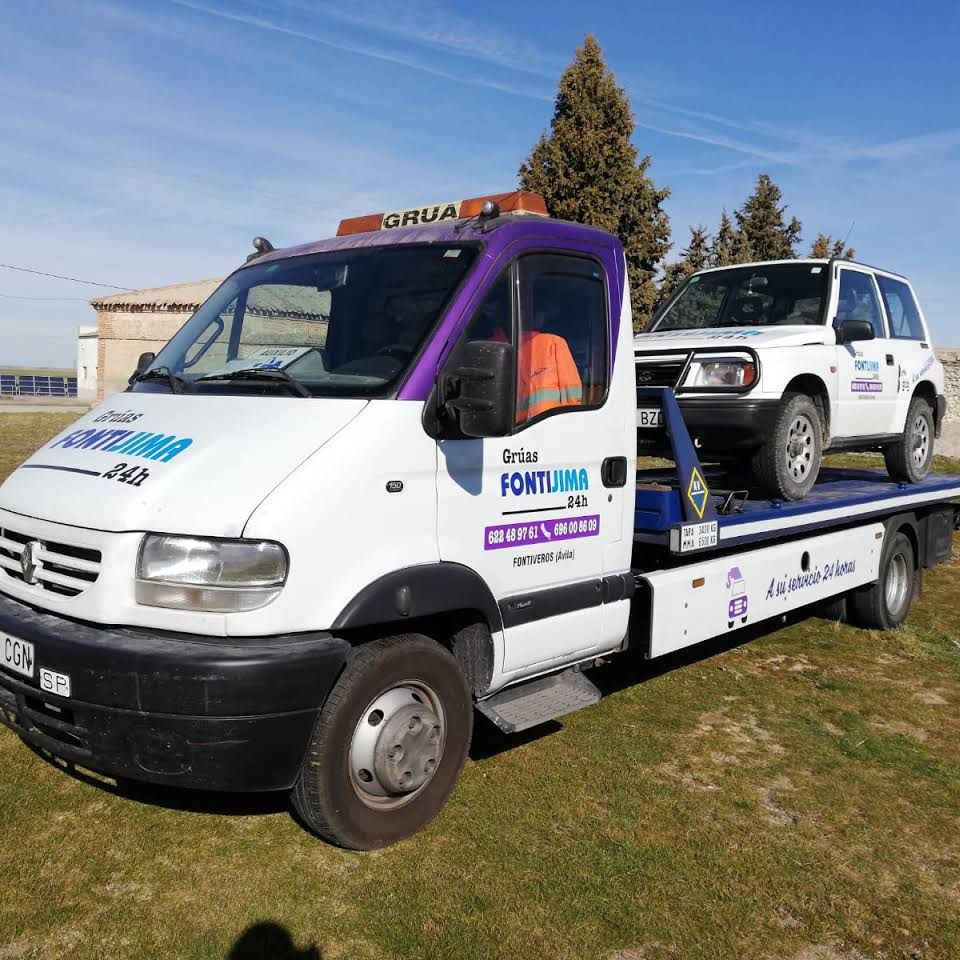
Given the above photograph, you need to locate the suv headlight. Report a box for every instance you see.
[136,535,288,612]
[685,355,757,389]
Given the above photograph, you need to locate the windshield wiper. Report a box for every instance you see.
[197,367,312,398]
[134,366,190,395]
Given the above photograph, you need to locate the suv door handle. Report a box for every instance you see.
[601,456,628,488]
[886,354,895,366]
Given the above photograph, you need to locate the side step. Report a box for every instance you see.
[476,669,601,734]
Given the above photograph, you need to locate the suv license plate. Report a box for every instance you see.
[637,408,663,428]
[1,632,35,679]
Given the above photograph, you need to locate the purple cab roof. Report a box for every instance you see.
[246,215,626,401]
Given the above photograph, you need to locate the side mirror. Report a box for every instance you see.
[128,351,156,384]
[443,340,514,438]
[837,319,875,344]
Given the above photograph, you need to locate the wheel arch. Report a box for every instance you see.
[331,562,501,697]
[911,380,939,428]
[784,373,831,441]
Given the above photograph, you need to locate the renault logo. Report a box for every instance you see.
[636,369,653,383]
[20,541,42,585]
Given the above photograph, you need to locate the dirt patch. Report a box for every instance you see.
[912,689,950,706]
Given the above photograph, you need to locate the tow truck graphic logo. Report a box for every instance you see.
[727,565,749,626]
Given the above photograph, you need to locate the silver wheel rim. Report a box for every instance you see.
[911,414,930,468]
[349,681,446,810]
[786,413,816,482]
[885,552,909,616]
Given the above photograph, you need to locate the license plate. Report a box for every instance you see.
[637,408,663,428]
[1,631,35,679]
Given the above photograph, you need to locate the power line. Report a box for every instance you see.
[0,292,92,302]
[0,263,132,291]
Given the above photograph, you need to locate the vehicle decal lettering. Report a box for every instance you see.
[485,514,599,551]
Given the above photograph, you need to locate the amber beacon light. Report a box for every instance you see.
[336,190,549,236]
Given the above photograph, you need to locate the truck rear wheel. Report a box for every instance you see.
[751,393,823,500]
[292,633,472,850]
[884,396,934,482]
[848,531,915,630]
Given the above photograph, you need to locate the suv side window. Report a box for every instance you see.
[515,254,608,425]
[836,269,886,338]
[876,275,926,341]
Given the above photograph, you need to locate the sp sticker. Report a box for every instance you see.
[687,468,709,519]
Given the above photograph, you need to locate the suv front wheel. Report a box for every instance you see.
[751,393,824,500]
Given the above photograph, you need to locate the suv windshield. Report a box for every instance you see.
[653,263,828,331]
[134,243,477,396]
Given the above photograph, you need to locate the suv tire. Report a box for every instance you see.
[884,396,934,483]
[751,393,823,500]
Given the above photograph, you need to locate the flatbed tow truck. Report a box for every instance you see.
[0,191,956,849]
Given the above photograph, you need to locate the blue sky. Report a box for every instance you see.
[1,0,958,367]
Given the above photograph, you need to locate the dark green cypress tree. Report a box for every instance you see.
[734,173,802,260]
[519,35,670,328]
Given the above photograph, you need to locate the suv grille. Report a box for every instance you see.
[0,525,101,598]
[635,357,686,389]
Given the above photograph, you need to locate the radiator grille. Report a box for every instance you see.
[0,525,101,598]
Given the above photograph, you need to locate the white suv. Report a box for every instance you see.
[635,259,946,499]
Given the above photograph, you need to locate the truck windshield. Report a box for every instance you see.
[134,243,477,397]
[652,263,828,331]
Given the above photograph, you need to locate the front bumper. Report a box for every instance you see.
[639,396,782,454]
[0,591,349,792]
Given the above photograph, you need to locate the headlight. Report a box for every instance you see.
[686,356,756,389]
[136,535,288,612]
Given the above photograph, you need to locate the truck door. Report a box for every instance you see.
[832,265,899,438]
[436,252,628,681]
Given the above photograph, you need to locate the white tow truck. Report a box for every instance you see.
[0,191,957,849]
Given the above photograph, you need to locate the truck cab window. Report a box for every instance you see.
[515,256,607,424]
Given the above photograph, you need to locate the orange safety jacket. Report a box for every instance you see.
[514,331,583,421]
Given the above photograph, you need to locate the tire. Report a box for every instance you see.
[751,393,823,500]
[291,633,472,850]
[848,531,915,630]
[884,396,934,482]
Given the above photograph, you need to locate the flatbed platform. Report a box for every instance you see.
[636,466,960,551]
[633,387,960,555]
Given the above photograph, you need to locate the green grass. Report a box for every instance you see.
[1,414,959,960]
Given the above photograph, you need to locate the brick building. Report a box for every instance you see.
[90,279,221,400]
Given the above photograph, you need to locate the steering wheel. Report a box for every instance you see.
[376,343,414,361]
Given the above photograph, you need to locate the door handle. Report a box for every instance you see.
[601,457,628,488]
[886,354,895,366]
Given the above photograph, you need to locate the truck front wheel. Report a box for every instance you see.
[751,393,823,500]
[292,633,473,850]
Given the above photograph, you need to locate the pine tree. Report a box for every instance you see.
[734,174,802,260]
[810,233,855,259]
[656,226,712,305]
[519,35,670,328]
[731,228,754,264]
[709,210,737,267]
